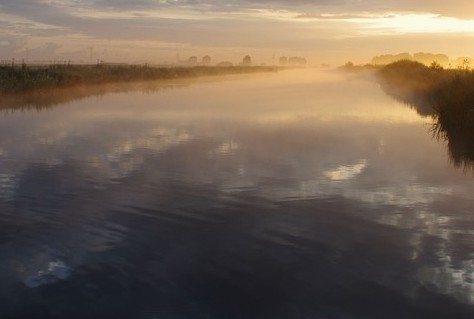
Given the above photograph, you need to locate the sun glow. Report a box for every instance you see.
[350,13,474,34]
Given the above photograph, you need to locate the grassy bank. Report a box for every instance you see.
[0,81,182,113]
[377,60,474,170]
[0,64,279,94]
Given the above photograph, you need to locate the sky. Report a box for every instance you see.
[1,0,474,65]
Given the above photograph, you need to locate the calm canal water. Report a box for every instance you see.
[1,69,474,318]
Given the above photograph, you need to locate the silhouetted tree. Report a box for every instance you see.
[279,56,288,65]
[188,56,197,65]
[242,55,252,66]
[288,56,307,66]
[455,57,473,70]
[371,53,412,65]
[413,52,449,68]
[202,55,211,65]
[430,61,443,71]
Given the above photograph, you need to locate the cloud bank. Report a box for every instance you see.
[1,0,474,64]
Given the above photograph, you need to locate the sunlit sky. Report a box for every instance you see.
[1,0,474,65]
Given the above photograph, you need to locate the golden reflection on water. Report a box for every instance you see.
[324,159,368,181]
[1,69,474,307]
[0,69,469,204]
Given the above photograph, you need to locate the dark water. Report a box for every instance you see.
[1,69,474,318]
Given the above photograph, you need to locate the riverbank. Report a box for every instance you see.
[0,64,279,94]
[376,60,474,170]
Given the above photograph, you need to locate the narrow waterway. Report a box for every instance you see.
[1,69,474,318]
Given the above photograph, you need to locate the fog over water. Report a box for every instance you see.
[1,69,474,318]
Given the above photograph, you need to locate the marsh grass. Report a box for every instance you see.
[0,64,279,94]
[377,60,474,171]
[0,81,181,113]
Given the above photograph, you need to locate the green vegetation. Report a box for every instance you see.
[377,60,474,170]
[0,64,279,94]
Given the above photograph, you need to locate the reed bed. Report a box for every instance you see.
[0,64,278,94]
[377,60,474,170]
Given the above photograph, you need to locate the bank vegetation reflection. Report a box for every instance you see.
[0,81,188,113]
[377,60,474,172]
[3,67,473,174]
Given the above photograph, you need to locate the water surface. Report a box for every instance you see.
[1,69,474,318]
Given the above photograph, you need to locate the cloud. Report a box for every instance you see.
[1,0,474,63]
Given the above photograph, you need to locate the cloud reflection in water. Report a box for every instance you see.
[1,69,474,317]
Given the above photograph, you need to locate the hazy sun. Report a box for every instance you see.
[351,13,474,34]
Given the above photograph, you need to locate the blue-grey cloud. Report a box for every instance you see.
[1,0,474,64]
[77,0,474,18]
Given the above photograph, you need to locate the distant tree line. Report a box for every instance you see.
[377,60,474,170]
[278,56,307,66]
[371,52,474,69]
[180,55,255,67]
[183,55,212,66]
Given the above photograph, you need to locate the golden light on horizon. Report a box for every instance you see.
[350,13,474,34]
[2,1,474,65]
